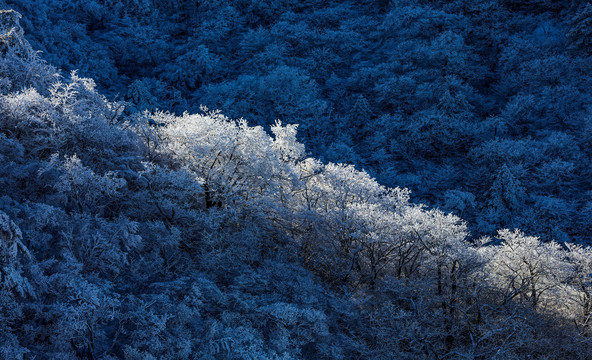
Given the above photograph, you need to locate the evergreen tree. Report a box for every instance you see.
[486,164,527,225]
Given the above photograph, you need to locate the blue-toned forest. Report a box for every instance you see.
[0,0,591,358]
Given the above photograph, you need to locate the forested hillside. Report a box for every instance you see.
[1,0,591,243]
[0,1,592,359]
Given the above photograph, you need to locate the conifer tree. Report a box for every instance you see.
[486,164,527,225]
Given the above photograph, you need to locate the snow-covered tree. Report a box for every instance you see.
[481,229,568,310]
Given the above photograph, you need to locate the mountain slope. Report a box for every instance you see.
[1,9,591,359]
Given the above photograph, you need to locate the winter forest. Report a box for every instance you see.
[0,0,592,358]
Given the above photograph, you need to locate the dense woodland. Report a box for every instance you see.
[0,1,592,359]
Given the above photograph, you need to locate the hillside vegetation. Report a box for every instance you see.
[0,3,592,360]
[2,0,592,242]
